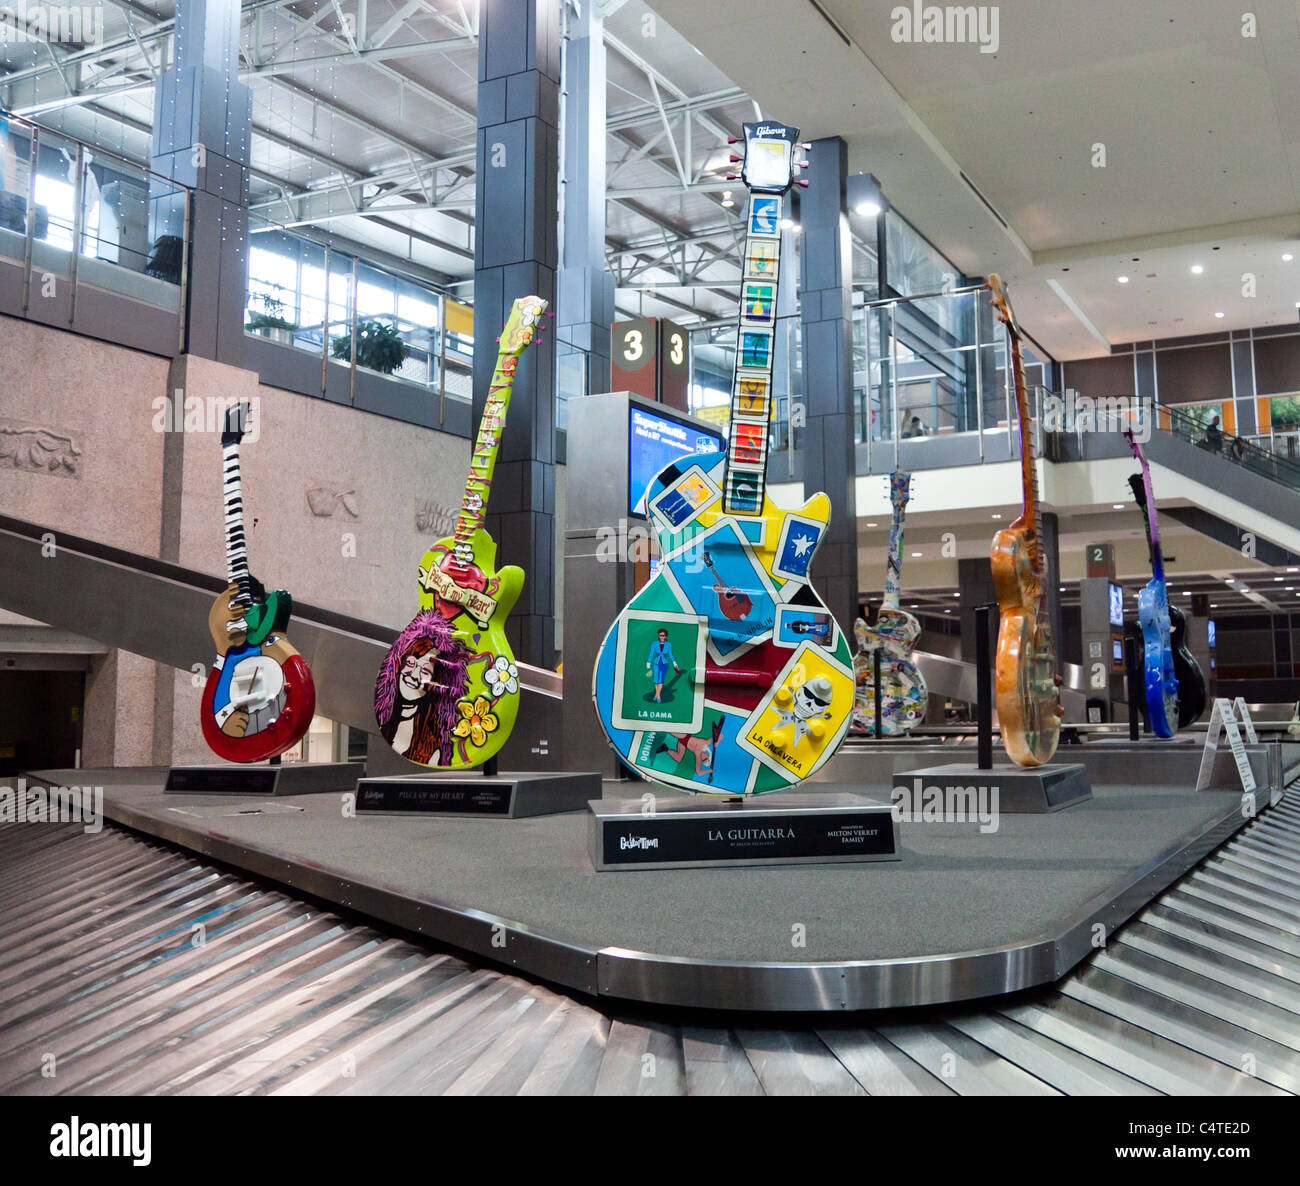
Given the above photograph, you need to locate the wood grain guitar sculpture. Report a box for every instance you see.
[373,295,548,768]
[201,403,316,762]
[987,275,1063,766]
[853,471,927,735]
[592,120,855,796]
[1126,430,1207,731]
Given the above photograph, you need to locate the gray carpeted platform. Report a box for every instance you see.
[21,763,1264,1011]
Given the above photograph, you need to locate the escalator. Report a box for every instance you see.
[0,512,562,755]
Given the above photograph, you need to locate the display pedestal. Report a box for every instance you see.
[355,771,600,818]
[588,791,901,871]
[165,762,359,796]
[899,763,1092,814]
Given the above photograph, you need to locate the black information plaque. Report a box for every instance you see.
[588,791,901,871]
[165,763,358,797]
[355,772,600,819]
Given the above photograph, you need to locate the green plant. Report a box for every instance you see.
[246,293,298,334]
[332,319,408,375]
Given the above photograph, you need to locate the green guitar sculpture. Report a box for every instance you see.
[373,295,549,768]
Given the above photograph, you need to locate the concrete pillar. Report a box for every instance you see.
[798,136,858,634]
[150,0,252,363]
[556,0,615,404]
[474,0,561,668]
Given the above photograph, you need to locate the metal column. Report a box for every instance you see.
[473,0,562,668]
[797,137,859,634]
[556,0,615,399]
[149,0,252,363]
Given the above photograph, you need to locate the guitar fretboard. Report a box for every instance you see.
[1003,306,1041,565]
[883,473,909,611]
[452,356,518,554]
[222,436,251,615]
[722,205,782,516]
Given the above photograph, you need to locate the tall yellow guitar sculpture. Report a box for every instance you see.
[373,295,549,768]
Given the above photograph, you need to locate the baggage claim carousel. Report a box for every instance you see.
[3,735,1299,1095]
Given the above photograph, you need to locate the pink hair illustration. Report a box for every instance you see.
[374,610,471,765]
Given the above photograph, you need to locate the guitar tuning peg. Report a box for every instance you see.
[797,179,810,188]
[726,173,738,181]
[798,161,810,169]
[800,142,812,150]
[727,135,740,145]
[729,155,741,163]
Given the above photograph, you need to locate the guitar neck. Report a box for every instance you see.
[883,496,906,611]
[221,434,251,607]
[454,355,518,545]
[722,210,782,516]
[1006,317,1040,544]
[1139,462,1165,581]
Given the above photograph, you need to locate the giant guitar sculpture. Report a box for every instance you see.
[987,275,1063,766]
[1126,429,1207,731]
[853,472,927,735]
[373,295,548,768]
[201,404,316,762]
[592,120,855,796]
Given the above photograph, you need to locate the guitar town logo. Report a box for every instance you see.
[890,4,1000,54]
[619,834,659,851]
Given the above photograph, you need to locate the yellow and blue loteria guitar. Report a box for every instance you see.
[592,120,855,796]
[373,295,549,768]
[853,472,927,735]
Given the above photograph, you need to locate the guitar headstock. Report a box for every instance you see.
[1122,425,1146,466]
[889,470,912,512]
[986,273,1016,331]
[726,121,809,195]
[1127,472,1148,509]
[222,401,254,446]
[498,295,550,357]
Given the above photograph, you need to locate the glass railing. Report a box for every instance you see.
[245,218,472,409]
[0,111,189,320]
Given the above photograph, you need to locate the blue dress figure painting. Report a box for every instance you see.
[648,630,681,702]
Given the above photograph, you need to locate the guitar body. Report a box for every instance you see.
[992,521,1061,767]
[201,583,316,763]
[852,609,928,736]
[1169,604,1208,727]
[374,528,523,768]
[593,451,855,796]
[1137,578,1180,738]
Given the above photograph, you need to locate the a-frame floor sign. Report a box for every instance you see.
[1196,697,1257,794]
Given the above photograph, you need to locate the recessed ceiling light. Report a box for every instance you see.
[1285,254,1294,262]
[1183,591,1192,596]
[992,513,1003,520]
[1118,275,1130,284]
[866,522,878,528]
[1215,311,1225,319]
[944,609,952,614]
[1212,603,1219,608]
[1113,503,1125,509]
[1288,568,1298,573]
[954,592,961,598]
[780,218,794,230]
[855,201,882,217]
[1191,264,1205,274]
[1275,577,1284,581]
[1287,587,1295,592]
[911,551,923,557]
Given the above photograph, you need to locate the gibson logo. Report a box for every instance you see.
[754,124,789,138]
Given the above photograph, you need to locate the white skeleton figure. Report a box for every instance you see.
[772,675,835,746]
